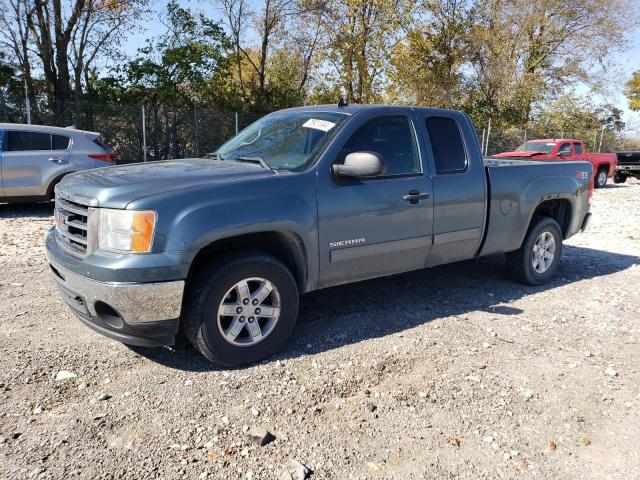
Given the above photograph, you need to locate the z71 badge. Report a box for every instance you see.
[329,238,366,248]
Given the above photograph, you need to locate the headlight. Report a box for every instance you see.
[98,209,157,253]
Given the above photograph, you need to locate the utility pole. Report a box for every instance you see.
[24,77,31,124]
[142,106,147,162]
[484,118,492,156]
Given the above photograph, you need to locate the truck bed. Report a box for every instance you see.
[479,158,592,257]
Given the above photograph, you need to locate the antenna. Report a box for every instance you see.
[337,96,348,108]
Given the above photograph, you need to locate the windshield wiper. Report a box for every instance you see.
[226,156,273,171]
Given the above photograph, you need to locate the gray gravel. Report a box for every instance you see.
[1,180,639,479]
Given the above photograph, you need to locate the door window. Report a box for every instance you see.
[573,143,583,155]
[557,143,572,156]
[5,131,53,151]
[52,134,70,150]
[342,116,420,176]
[425,116,467,174]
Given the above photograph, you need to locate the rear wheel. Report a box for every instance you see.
[594,168,608,188]
[613,172,627,184]
[183,252,299,367]
[507,216,563,286]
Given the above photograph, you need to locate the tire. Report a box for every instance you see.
[594,168,608,188]
[507,216,563,286]
[183,252,299,367]
[613,172,627,184]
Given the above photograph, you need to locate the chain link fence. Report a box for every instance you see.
[1,96,623,162]
[475,126,619,157]
[1,99,261,164]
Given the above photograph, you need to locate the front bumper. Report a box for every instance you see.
[616,165,640,174]
[47,235,185,347]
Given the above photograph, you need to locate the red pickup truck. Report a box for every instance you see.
[493,139,618,188]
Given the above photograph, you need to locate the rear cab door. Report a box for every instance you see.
[1,129,71,198]
[412,109,487,266]
[572,141,588,161]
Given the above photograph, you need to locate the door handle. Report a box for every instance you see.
[48,157,67,164]
[402,190,429,204]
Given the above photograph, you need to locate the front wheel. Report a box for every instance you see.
[507,216,563,285]
[183,252,299,367]
[595,168,608,188]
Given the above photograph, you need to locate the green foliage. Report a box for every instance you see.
[626,71,640,111]
[123,0,233,107]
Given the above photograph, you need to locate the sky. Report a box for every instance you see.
[122,0,640,133]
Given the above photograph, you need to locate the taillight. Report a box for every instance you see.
[89,153,114,162]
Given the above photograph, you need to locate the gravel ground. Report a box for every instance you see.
[1,180,639,480]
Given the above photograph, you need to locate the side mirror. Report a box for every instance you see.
[332,152,386,178]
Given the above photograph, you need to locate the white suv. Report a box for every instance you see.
[0,123,113,203]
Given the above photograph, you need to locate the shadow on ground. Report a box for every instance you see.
[4,201,636,370]
[0,201,54,217]
[129,244,640,371]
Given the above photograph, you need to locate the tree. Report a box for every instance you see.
[0,0,36,107]
[126,1,231,107]
[0,0,147,109]
[311,0,412,104]
[216,0,318,111]
[388,0,469,107]
[626,71,640,111]
[465,0,637,127]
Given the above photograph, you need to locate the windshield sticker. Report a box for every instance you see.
[546,143,555,146]
[302,119,336,132]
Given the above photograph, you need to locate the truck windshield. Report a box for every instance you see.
[516,141,556,154]
[215,111,348,171]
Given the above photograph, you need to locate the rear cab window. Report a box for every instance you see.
[425,116,467,174]
[573,142,583,155]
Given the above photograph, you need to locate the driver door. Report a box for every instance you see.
[316,114,434,287]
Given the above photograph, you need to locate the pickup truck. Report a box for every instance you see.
[46,105,593,366]
[493,138,617,188]
[614,151,640,183]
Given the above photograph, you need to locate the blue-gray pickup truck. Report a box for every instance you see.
[46,105,593,366]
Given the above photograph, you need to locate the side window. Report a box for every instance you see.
[557,142,572,156]
[573,143,583,155]
[52,134,70,150]
[342,116,420,176]
[425,116,467,174]
[6,131,52,152]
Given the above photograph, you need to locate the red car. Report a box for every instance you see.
[493,139,618,188]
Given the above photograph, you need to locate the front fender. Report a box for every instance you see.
[127,172,319,289]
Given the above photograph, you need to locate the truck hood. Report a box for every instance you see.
[492,151,551,159]
[59,158,276,209]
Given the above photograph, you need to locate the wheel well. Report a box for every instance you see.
[186,231,308,292]
[597,164,609,172]
[46,172,73,199]
[532,199,572,238]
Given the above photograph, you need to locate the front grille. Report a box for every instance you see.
[55,193,91,257]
